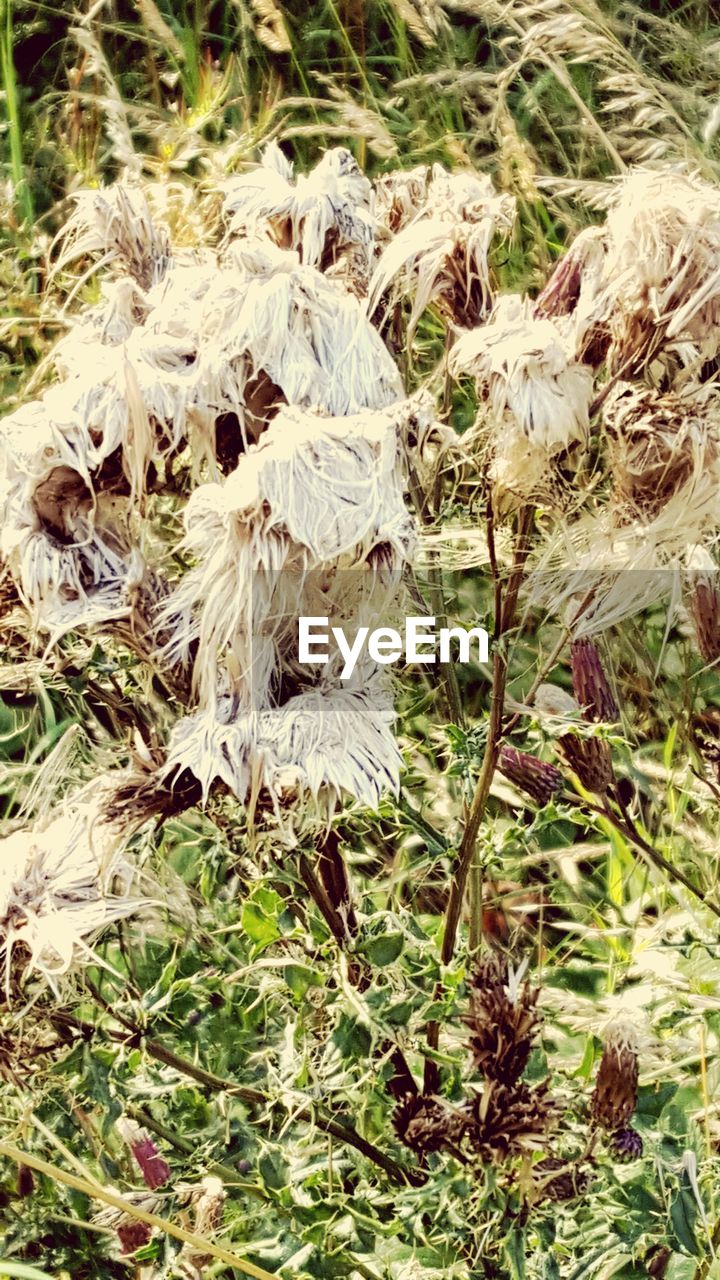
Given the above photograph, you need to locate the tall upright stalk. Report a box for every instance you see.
[0,0,32,226]
[424,505,533,1091]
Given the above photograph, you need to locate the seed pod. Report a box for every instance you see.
[498,746,564,806]
[608,1126,643,1162]
[571,640,619,723]
[590,1020,639,1132]
[558,732,614,794]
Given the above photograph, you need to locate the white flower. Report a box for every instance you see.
[368,163,515,332]
[0,782,150,996]
[164,683,402,822]
[222,143,374,268]
[451,296,592,453]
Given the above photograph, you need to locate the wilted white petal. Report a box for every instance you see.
[0,781,152,996]
[451,295,592,453]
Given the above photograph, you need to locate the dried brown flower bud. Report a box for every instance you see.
[647,1246,672,1279]
[571,640,619,723]
[534,228,604,321]
[590,1020,639,1132]
[392,1094,456,1155]
[498,746,564,806]
[608,1126,643,1162]
[465,1079,558,1164]
[558,732,614,794]
[179,1175,227,1271]
[465,953,540,1086]
[690,578,720,665]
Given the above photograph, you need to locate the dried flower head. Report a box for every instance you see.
[222,143,374,273]
[93,1187,164,1256]
[498,746,564,806]
[164,683,402,824]
[602,169,720,372]
[117,1219,153,1256]
[178,1175,226,1272]
[465,953,541,1086]
[450,296,593,454]
[161,396,423,708]
[0,783,151,997]
[465,1079,558,1164]
[52,183,171,289]
[392,1093,456,1155]
[374,165,430,239]
[603,382,720,526]
[369,164,515,331]
[590,1018,640,1132]
[534,225,609,365]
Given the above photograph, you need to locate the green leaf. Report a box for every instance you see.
[504,1228,527,1280]
[365,932,404,966]
[670,1186,700,1256]
[242,886,284,949]
[284,963,321,998]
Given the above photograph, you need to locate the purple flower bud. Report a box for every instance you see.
[117,1117,171,1190]
[608,1126,643,1162]
[129,1135,171,1190]
[499,747,563,806]
[571,640,619,723]
[559,733,613,794]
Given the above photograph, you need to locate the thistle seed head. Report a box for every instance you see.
[590,1019,640,1132]
[465,952,541,1086]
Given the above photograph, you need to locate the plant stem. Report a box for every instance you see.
[423,505,533,1090]
[52,1010,425,1187]
[598,800,720,923]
